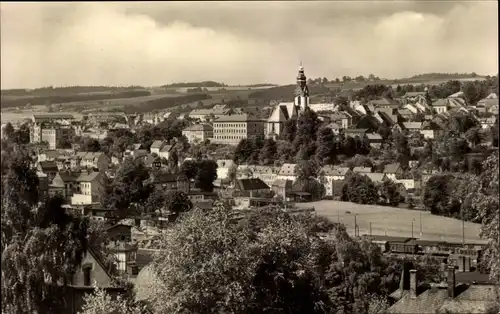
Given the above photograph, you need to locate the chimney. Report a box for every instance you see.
[464,256,471,272]
[410,269,417,299]
[447,265,456,298]
[399,262,411,292]
[458,256,465,272]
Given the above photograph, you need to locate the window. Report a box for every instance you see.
[83,266,92,286]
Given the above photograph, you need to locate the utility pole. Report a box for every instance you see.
[337,209,340,223]
[412,218,415,256]
[354,214,357,237]
[420,212,422,237]
[370,222,372,237]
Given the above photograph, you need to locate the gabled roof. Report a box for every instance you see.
[432,99,448,107]
[364,172,387,183]
[383,163,401,174]
[402,122,423,130]
[150,140,165,149]
[38,160,58,172]
[320,165,350,176]
[353,167,372,173]
[159,145,173,153]
[76,171,100,182]
[402,91,426,98]
[183,124,213,132]
[234,178,269,191]
[366,133,382,140]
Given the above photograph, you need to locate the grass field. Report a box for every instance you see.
[297,200,487,244]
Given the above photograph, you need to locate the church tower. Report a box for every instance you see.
[294,62,310,112]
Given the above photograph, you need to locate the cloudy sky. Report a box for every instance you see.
[1,1,498,89]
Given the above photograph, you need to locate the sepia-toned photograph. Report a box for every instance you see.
[1,1,499,314]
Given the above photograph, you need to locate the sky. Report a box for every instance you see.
[1,1,498,89]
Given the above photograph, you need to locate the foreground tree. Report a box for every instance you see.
[1,152,89,314]
[79,286,145,314]
[473,151,500,284]
[143,205,423,314]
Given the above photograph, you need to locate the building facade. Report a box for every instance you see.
[212,114,265,145]
[182,124,214,144]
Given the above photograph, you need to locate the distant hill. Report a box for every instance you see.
[1,86,146,97]
[248,84,331,101]
[161,81,227,88]
[0,90,152,109]
[406,73,483,80]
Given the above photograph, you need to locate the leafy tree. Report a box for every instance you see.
[180,160,198,180]
[393,130,411,168]
[472,151,499,284]
[11,122,30,145]
[465,126,484,148]
[103,157,153,219]
[234,139,254,164]
[281,119,297,143]
[167,150,179,173]
[341,173,378,205]
[422,174,459,216]
[146,190,193,219]
[81,137,101,152]
[146,204,413,314]
[462,81,489,105]
[258,138,278,166]
[378,180,402,206]
[195,159,218,192]
[79,286,145,314]
[2,122,15,140]
[294,108,320,149]
[490,118,499,147]
[2,152,89,313]
[315,126,336,165]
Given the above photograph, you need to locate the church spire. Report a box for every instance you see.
[294,62,309,111]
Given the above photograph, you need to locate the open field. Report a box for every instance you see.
[297,200,487,244]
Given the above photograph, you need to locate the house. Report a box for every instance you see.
[271,179,293,199]
[402,122,423,134]
[388,266,497,314]
[182,124,214,144]
[158,144,174,160]
[50,171,81,201]
[72,246,114,288]
[366,133,383,147]
[149,173,189,192]
[383,163,403,181]
[420,121,445,140]
[64,246,125,314]
[233,178,270,197]
[216,159,236,180]
[37,160,59,181]
[80,152,109,172]
[356,115,381,131]
[71,171,106,205]
[320,166,351,197]
[150,140,168,155]
[37,150,60,162]
[344,128,368,139]
[277,163,298,181]
[432,99,449,114]
[479,117,496,129]
[104,223,132,243]
[397,108,414,120]
[212,114,265,145]
[250,166,281,188]
[401,91,427,105]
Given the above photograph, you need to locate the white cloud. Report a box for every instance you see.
[0,1,497,89]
